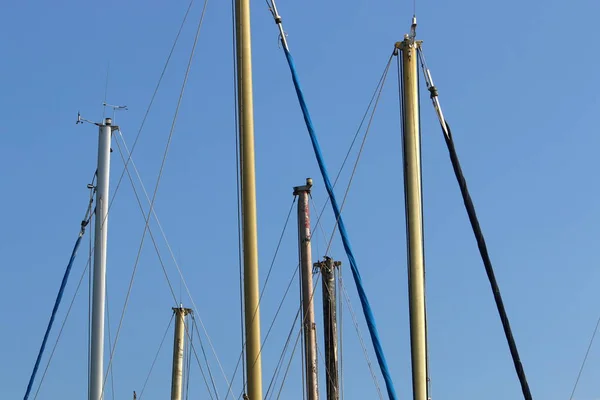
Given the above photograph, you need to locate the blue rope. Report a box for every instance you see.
[24,232,85,400]
[282,46,398,400]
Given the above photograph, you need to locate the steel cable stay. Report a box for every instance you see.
[264,305,302,400]
[115,130,234,396]
[99,3,212,394]
[265,4,399,398]
[184,315,195,400]
[223,199,301,399]
[113,132,225,399]
[105,0,196,225]
[310,54,395,259]
[23,184,95,400]
[337,275,384,399]
[187,315,222,400]
[274,317,304,400]
[33,231,95,399]
[323,53,394,257]
[137,314,175,399]
[229,265,299,400]
[261,267,316,399]
[414,46,534,400]
[569,313,600,399]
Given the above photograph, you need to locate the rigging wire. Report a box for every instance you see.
[264,305,302,399]
[416,47,534,400]
[230,0,246,390]
[276,32,399,400]
[33,246,94,400]
[185,315,195,400]
[324,53,394,256]
[187,317,219,400]
[115,131,233,398]
[138,314,175,400]
[223,199,297,400]
[105,285,116,400]
[191,315,220,400]
[311,53,396,256]
[100,3,209,395]
[274,321,304,399]
[338,276,384,399]
[568,314,600,400]
[113,133,222,398]
[105,0,195,222]
[23,188,95,400]
[227,264,299,400]
[112,136,179,300]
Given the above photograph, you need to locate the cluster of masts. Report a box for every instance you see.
[80,15,430,400]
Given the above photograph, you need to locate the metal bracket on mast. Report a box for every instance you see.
[76,113,120,132]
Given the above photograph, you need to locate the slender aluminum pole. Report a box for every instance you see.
[234,0,263,397]
[90,118,113,400]
[171,307,192,400]
[294,178,319,400]
[398,33,428,400]
[316,257,340,400]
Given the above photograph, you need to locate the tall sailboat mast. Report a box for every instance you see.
[397,18,429,400]
[294,178,319,400]
[170,307,192,400]
[89,117,114,400]
[234,0,263,398]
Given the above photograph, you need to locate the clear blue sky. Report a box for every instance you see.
[2,0,599,399]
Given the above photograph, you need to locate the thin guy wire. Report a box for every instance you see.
[32,184,95,399]
[225,265,299,400]
[113,136,179,300]
[311,53,395,251]
[188,317,218,400]
[33,249,93,399]
[569,314,600,400]
[192,314,220,399]
[264,305,302,400]
[230,0,246,389]
[105,283,115,400]
[138,314,175,399]
[100,5,208,395]
[274,322,304,399]
[105,0,195,224]
[324,53,394,256]
[223,200,298,400]
[185,316,195,400]
[114,135,221,395]
[116,131,233,397]
[266,272,323,399]
[339,275,383,399]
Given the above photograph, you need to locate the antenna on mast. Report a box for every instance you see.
[102,102,128,121]
[76,112,99,126]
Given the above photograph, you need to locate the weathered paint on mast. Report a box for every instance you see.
[234,0,263,397]
[294,178,319,400]
[171,307,192,400]
[316,257,341,400]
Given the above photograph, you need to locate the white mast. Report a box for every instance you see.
[89,117,114,400]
